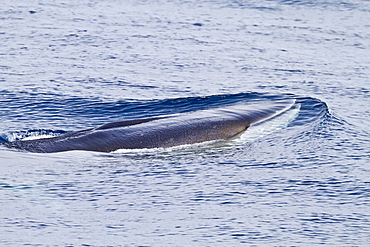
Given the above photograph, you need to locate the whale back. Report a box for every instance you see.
[3,100,295,153]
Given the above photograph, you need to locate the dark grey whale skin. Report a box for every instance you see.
[4,100,295,153]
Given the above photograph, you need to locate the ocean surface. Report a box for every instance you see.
[1,0,370,246]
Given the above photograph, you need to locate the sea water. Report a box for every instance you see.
[1,0,370,246]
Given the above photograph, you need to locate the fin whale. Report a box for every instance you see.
[3,100,295,153]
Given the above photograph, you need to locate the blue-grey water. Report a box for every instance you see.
[1,0,370,246]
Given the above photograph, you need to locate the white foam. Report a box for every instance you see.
[235,103,301,144]
[112,139,221,155]
[22,134,58,141]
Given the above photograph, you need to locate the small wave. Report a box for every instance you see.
[3,129,66,142]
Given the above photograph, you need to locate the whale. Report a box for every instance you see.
[3,100,295,153]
